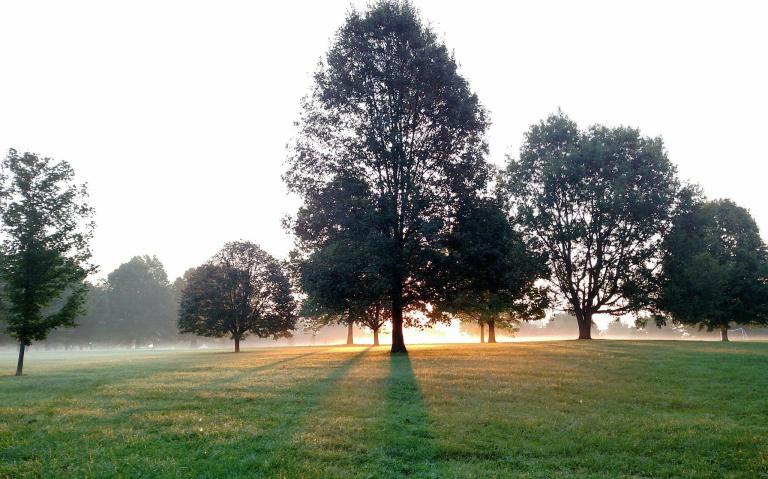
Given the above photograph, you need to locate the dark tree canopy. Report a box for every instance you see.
[432,200,549,343]
[285,0,490,352]
[105,255,177,346]
[293,174,390,345]
[653,198,768,340]
[504,112,681,339]
[178,241,297,352]
[0,149,95,375]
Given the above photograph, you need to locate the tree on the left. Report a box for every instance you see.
[0,150,96,375]
[178,241,297,352]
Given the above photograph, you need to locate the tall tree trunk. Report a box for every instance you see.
[720,325,729,342]
[480,322,485,343]
[576,311,592,340]
[487,320,497,343]
[391,297,407,353]
[346,322,354,345]
[373,327,380,346]
[234,336,240,353]
[15,342,26,376]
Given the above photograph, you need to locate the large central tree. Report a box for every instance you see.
[504,112,681,339]
[285,0,490,353]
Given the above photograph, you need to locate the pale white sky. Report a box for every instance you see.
[1,0,766,281]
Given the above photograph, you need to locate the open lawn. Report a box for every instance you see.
[1,341,767,478]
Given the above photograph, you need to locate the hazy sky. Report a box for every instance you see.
[1,0,766,281]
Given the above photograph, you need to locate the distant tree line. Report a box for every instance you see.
[44,255,179,348]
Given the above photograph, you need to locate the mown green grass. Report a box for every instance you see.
[1,341,767,478]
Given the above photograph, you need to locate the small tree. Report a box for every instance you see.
[357,303,388,346]
[433,200,549,343]
[457,313,521,343]
[303,313,357,345]
[0,150,95,375]
[652,198,768,340]
[302,303,389,346]
[292,173,390,346]
[178,241,297,352]
[504,112,681,339]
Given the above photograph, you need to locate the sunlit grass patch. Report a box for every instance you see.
[1,341,767,478]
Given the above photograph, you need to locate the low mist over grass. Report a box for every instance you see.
[1,341,766,478]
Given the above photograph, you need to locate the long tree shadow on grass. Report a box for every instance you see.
[0,349,320,407]
[90,350,327,423]
[188,350,321,394]
[95,349,345,434]
[2,347,372,478]
[233,347,373,475]
[377,353,439,478]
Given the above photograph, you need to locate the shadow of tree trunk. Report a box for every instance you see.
[252,347,372,473]
[379,353,439,478]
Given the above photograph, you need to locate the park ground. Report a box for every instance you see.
[1,341,767,478]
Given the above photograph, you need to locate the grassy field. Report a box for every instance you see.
[1,341,767,478]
